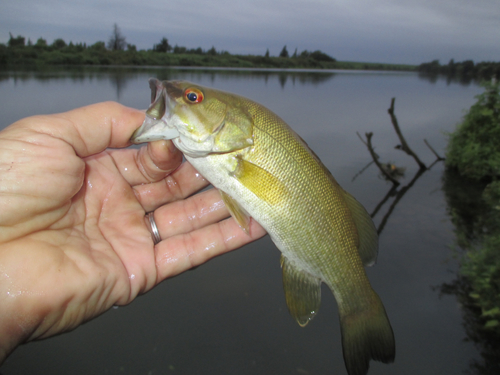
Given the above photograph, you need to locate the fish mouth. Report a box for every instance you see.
[130,78,180,144]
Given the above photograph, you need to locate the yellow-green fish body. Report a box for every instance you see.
[131,79,395,375]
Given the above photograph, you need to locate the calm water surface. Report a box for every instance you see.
[0,67,486,374]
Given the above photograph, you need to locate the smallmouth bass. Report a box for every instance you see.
[131,79,395,375]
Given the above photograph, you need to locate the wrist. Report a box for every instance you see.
[0,244,53,364]
[0,280,43,365]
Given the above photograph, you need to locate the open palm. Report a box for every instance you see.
[0,102,265,361]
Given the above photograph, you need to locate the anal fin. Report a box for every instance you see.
[281,255,322,327]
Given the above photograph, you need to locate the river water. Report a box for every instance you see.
[0,67,486,374]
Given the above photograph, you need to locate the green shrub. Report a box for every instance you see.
[462,232,500,333]
[446,81,500,180]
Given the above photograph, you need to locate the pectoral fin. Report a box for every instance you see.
[232,156,287,206]
[281,255,322,327]
[341,189,379,266]
[219,190,251,234]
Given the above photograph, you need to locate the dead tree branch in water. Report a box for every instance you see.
[357,131,401,186]
[351,160,375,182]
[424,139,445,161]
[388,97,427,170]
[375,168,426,234]
[355,97,447,234]
[357,97,444,187]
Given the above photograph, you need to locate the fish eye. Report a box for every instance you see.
[184,88,204,104]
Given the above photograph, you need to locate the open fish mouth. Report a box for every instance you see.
[130,78,180,144]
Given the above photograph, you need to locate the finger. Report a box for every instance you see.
[154,217,267,281]
[133,161,209,212]
[153,188,229,239]
[107,140,183,186]
[11,102,145,158]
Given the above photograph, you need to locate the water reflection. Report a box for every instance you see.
[440,169,500,374]
[0,66,339,95]
[417,72,479,86]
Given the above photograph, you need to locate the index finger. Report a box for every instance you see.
[11,102,145,158]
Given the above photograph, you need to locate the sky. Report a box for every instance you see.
[1,0,499,65]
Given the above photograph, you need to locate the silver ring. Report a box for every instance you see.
[146,212,161,245]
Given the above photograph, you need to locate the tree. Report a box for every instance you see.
[90,41,106,51]
[108,23,126,51]
[153,37,171,53]
[206,46,217,56]
[309,50,335,62]
[264,49,270,58]
[461,60,475,77]
[52,38,67,49]
[34,38,47,49]
[173,45,186,54]
[417,59,441,74]
[279,45,289,58]
[300,50,310,58]
[8,33,25,47]
[191,47,203,55]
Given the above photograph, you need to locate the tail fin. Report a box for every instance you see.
[339,292,395,375]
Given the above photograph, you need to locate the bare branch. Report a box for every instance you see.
[388,98,427,170]
[424,139,445,161]
[356,131,367,145]
[376,168,426,234]
[360,132,400,186]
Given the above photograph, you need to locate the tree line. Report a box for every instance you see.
[1,24,414,71]
[0,29,341,69]
[418,59,500,81]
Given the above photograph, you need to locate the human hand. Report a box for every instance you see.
[0,102,266,363]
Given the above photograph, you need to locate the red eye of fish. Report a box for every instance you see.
[184,88,204,104]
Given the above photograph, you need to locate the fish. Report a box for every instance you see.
[131,78,395,375]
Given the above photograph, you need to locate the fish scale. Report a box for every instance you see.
[243,105,357,278]
[131,79,395,375]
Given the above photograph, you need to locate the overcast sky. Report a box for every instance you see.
[1,0,499,64]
